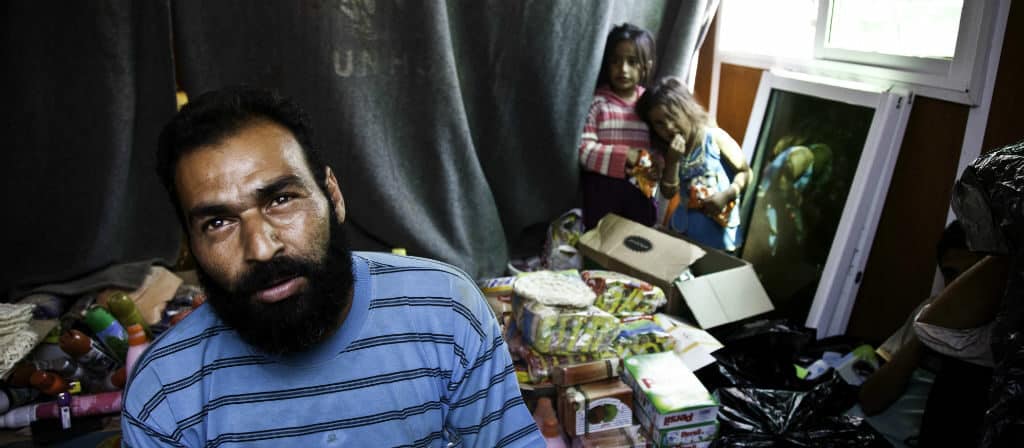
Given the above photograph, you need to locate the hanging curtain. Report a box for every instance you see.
[1,0,180,298]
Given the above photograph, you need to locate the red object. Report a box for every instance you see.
[29,371,68,395]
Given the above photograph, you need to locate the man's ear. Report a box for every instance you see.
[324,167,346,223]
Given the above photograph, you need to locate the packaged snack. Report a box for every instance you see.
[542,208,585,271]
[514,296,619,355]
[559,378,633,437]
[622,352,718,430]
[581,271,666,317]
[609,317,675,358]
[477,276,517,297]
[551,358,621,387]
[521,346,617,384]
[514,270,596,308]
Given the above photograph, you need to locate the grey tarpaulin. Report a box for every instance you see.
[1,1,181,299]
[2,0,714,297]
[954,141,1024,447]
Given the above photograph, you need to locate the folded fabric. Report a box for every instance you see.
[0,328,39,378]
[0,303,35,332]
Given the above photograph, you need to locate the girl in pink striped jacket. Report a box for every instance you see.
[579,23,661,230]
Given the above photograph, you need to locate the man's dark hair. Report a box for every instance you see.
[596,23,656,89]
[156,86,327,228]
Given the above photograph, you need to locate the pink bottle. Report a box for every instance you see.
[124,324,150,377]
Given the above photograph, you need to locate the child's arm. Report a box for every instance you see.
[704,129,752,214]
[578,100,640,179]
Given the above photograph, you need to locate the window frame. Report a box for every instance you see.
[713,0,1004,106]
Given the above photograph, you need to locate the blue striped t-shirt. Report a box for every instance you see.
[121,252,542,448]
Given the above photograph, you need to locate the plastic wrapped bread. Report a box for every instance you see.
[513,270,596,308]
[581,270,667,317]
[513,295,620,355]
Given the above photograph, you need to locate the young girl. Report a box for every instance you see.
[637,77,752,252]
[578,23,660,230]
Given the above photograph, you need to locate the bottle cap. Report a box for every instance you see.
[127,324,148,346]
[106,292,135,316]
[58,330,89,357]
[110,367,127,389]
[83,307,116,332]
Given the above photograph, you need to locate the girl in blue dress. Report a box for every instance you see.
[636,77,752,251]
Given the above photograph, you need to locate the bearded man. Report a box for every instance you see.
[121,86,541,448]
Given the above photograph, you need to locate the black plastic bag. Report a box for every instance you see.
[712,374,890,447]
[954,141,1024,447]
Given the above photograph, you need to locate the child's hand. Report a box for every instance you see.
[702,191,732,215]
[666,134,687,163]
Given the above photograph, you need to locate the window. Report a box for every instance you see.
[716,0,1004,105]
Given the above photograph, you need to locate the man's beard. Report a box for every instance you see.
[197,215,354,355]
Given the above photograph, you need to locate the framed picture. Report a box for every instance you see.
[736,71,912,338]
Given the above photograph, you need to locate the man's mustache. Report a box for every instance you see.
[232,257,314,297]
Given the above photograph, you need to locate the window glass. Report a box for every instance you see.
[718,0,819,58]
[825,0,962,59]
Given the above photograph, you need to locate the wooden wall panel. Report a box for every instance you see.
[716,63,763,142]
[693,13,715,110]
[845,97,969,343]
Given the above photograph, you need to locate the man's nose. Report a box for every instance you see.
[241,216,283,262]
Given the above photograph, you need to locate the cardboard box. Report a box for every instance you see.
[621,352,718,430]
[636,403,718,447]
[578,214,773,329]
[559,378,634,437]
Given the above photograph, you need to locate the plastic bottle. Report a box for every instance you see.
[125,324,150,377]
[29,370,68,395]
[83,307,129,362]
[0,391,124,428]
[532,397,567,448]
[106,291,151,339]
[31,325,72,363]
[0,404,38,428]
[34,390,124,420]
[32,358,86,382]
[59,329,120,373]
[0,386,39,414]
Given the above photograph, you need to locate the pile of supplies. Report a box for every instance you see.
[0,266,203,445]
[479,268,723,447]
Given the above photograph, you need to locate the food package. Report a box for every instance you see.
[521,346,617,384]
[551,358,621,387]
[514,295,619,355]
[543,208,585,271]
[609,317,676,358]
[514,270,596,308]
[581,270,667,317]
[477,276,517,297]
[622,352,718,430]
[559,378,634,437]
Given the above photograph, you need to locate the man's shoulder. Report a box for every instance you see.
[130,305,241,383]
[354,251,477,288]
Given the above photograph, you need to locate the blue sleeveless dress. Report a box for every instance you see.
[669,128,740,251]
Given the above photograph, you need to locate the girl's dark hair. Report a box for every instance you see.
[636,77,710,148]
[597,23,656,89]
[156,86,327,228]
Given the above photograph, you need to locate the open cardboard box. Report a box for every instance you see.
[578,214,773,329]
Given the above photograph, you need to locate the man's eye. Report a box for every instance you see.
[202,218,227,232]
[270,195,293,207]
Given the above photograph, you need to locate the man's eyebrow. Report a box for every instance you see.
[187,175,308,223]
[255,175,306,198]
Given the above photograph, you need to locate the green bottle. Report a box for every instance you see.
[106,292,152,339]
[83,307,128,362]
